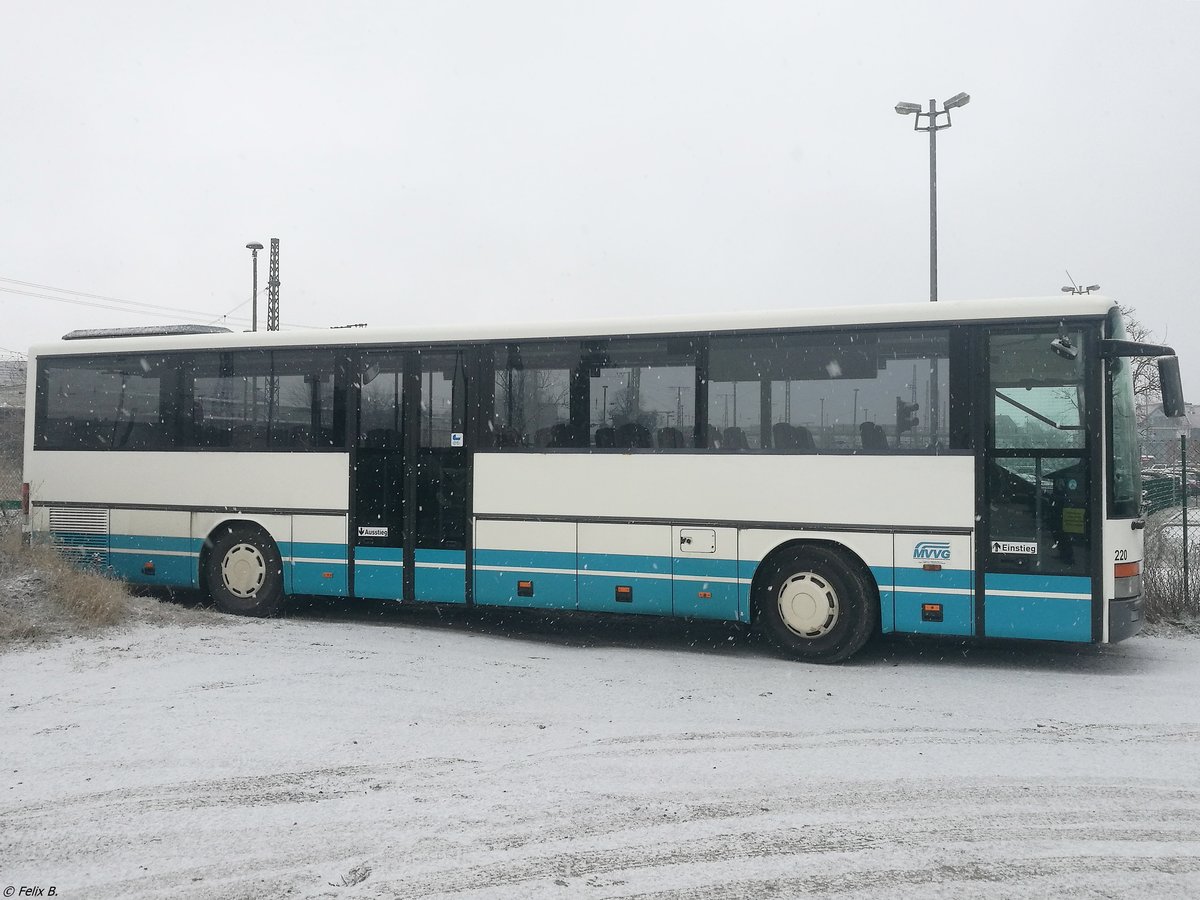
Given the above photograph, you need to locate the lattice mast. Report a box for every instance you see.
[267,238,281,331]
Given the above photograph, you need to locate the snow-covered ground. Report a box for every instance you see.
[2,603,1199,899]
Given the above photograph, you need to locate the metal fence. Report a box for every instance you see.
[0,403,23,524]
[1141,433,1200,621]
[0,455,20,525]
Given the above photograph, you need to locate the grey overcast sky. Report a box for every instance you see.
[3,1,1198,389]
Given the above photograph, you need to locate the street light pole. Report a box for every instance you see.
[895,92,969,303]
[895,91,970,445]
[928,99,938,303]
[245,242,264,332]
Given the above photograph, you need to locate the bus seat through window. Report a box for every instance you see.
[722,426,749,450]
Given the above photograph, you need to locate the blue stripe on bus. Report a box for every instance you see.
[894,591,974,636]
[292,561,348,596]
[286,541,347,596]
[673,556,739,621]
[877,590,894,632]
[356,545,404,562]
[108,534,200,554]
[354,546,404,600]
[579,571,672,616]
[289,542,347,563]
[984,573,1091,597]
[871,566,895,633]
[893,567,972,590]
[75,533,198,587]
[415,549,467,604]
[673,556,738,580]
[108,550,197,587]
[473,547,577,610]
[578,552,672,575]
[474,549,577,572]
[891,567,974,637]
[577,551,673,615]
[475,569,577,610]
[476,548,745,620]
[983,572,1093,642]
[82,533,1007,639]
[354,564,404,600]
[983,595,1092,641]
[675,578,740,621]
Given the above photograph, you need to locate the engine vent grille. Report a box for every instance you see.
[48,507,110,566]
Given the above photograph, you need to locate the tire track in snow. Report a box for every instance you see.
[360,777,1200,898]
[516,722,1200,762]
[0,758,478,821]
[622,855,1200,899]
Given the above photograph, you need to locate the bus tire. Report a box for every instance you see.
[204,524,285,617]
[754,545,877,663]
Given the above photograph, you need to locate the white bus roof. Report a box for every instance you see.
[29,295,1118,358]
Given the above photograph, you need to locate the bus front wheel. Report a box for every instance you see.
[204,524,285,617]
[754,545,877,663]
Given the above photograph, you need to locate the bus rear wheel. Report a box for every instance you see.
[754,545,876,663]
[205,524,285,617]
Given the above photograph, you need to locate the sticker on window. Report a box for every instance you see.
[991,540,1037,555]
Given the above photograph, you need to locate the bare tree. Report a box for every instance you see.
[1119,303,1162,438]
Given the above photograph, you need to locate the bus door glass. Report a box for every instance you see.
[412,348,469,602]
[981,328,1094,641]
[353,351,407,599]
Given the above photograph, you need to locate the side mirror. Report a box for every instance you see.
[1159,356,1186,418]
[1050,336,1078,360]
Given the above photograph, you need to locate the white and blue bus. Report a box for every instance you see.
[22,296,1185,661]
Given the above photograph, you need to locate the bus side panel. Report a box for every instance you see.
[291,515,349,597]
[892,533,974,636]
[736,530,894,632]
[413,549,468,604]
[473,454,975,531]
[982,574,1092,642]
[474,519,577,610]
[23,451,349,513]
[578,522,673,616]
[355,546,405,600]
[673,526,739,621]
[108,508,198,589]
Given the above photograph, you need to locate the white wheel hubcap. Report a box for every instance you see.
[777,571,839,638]
[222,543,267,598]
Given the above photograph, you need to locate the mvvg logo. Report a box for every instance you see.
[913,541,951,561]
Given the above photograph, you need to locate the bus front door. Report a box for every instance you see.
[979,327,1097,642]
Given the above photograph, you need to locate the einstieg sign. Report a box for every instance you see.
[991,540,1037,555]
